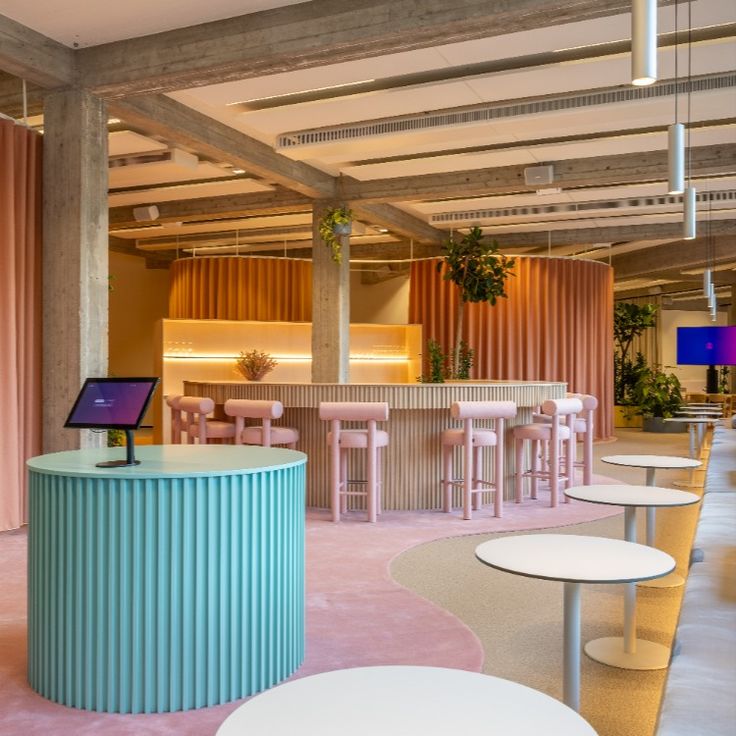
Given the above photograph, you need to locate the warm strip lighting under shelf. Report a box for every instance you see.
[163,355,410,362]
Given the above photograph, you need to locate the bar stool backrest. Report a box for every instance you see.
[224,399,284,420]
[450,400,517,420]
[178,396,216,444]
[319,402,389,423]
[541,397,583,417]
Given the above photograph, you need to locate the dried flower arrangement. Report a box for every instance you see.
[236,349,278,381]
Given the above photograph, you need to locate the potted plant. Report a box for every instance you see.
[318,205,353,264]
[630,366,684,432]
[236,349,278,381]
[438,226,515,377]
[613,302,657,427]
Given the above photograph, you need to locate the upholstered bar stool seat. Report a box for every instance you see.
[179,395,237,444]
[224,399,299,449]
[514,397,582,507]
[441,400,516,521]
[319,401,390,523]
[166,394,184,444]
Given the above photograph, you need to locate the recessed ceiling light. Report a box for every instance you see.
[231,168,246,175]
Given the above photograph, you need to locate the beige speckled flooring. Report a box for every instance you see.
[391,428,710,736]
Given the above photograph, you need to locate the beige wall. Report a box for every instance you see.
[109,252,170,378]
[349,271,410,324]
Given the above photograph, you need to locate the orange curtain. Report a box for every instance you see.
[169,256,312,321]
[410,257,614,439]
[0,119,42,531]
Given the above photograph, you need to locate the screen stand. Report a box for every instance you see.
[706,365,718,394]
[96,429,141,468]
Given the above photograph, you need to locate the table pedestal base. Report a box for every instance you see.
[638,571,685,588]
[584,637,670,670]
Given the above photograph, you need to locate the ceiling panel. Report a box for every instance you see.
[108,161,233,189]
[108,131,168,156]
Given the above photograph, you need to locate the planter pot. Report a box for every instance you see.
[613,405,642,429]
[642,417,687,433]
[333,222,352,236]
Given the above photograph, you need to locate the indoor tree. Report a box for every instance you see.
[439,226,515,376]
[613,302,658,405]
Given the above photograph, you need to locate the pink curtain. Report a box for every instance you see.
[0,119,42,531]
[410,257,614,439]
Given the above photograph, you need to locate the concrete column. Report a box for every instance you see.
[311,201,349,383]
[42,88,109,452]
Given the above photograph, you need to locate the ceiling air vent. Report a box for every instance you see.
[276,72,735,148]
[109,148,198,169]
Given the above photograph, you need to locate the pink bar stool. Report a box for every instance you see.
[165,394,183,444]
[318,402,389,523]
[179,395,236,444]
[514,397,582,507]
[533,392,598,486]
[441,400,517,520]
[224,399,299,448]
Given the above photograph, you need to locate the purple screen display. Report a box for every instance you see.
[67,381,155,426]
[677,326,736,366]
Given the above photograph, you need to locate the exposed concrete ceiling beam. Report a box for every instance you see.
[0,14,76,88]
[485,220,735,248]
[342,144,736,203]
[109,189,312,228]
[611,235,736,279]
[75,0,656,98]
[108,94,337,199]
[351,202,444,245]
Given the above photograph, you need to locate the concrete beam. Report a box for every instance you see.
[109,188,312,228]
[76,0,648,97]
[108,95,337,199]
[479,218,736,249]
[0,14,75,88]
[0,72,44,118]
[352,202,445,245]
[342,144,736,203]
[611,235,736,280]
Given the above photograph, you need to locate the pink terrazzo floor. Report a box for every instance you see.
[0,473,621,735]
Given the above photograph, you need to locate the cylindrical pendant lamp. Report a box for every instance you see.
[683,186,696,240]
[632,0,658,85]
[703,268,711,297]
[668,123,685,194]
[708,283,716,309]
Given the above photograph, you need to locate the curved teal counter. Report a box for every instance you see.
[27,445,307,714]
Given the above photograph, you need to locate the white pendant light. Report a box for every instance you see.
[632,0,658,85]
[703,267,711,297]
[708,282,716,309]
[683,186,696,240]
[668,123,685,194]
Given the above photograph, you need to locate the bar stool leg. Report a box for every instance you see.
[549,434,559,508]
[330,430,341,523]
[530,439,539,500]
[443,445,453,512]
[340,448,348,515]
[473,446,482,511]
[463,434,473,520]
[367,442,377,524]
[376,447,383,515]
[494,433,504,518]
[583,423,593,485]
[515,438,524,503]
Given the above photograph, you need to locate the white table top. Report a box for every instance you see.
[565,484,700,509]
[601,454,701,470]
[475,534,674,584]
[665,417,720,424]
[215,666,597,736]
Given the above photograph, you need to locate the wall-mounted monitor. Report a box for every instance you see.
[65,377,160,467]
[676,326,736,366]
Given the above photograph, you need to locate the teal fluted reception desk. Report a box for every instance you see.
[27,445,307,714]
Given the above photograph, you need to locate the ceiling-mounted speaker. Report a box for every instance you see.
[133,205,160,222]
[524,165,554,186]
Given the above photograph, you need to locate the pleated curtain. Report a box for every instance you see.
[410,256,614,439]
[0,119,42,531]
[169,256,312,321]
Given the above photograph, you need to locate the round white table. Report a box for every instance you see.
[475,534,674,712]
[601,454,701,553]
[564,485,699,670]
[215,666,598,735]
[663,418,719,481]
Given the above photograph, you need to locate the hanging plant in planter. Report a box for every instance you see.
[318,205,353,264]
[439,226,515,376]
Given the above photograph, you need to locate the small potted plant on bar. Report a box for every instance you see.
[236,349,278,381]
[318,205,353,264]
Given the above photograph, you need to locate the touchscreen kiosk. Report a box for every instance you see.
[65,377,160,467]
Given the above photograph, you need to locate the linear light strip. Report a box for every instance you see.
[163,355,410,362]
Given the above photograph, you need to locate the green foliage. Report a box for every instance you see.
[318,205,353,264]
[456,340,474,380]
[630,366,683,418]
[613,302,658,405]
[417,338,449,383]
[438,226,515,307]
[107,429,125,447]
[718,366,731,393]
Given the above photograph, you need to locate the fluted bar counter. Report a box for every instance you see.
[27,444,307,713]
[184,380,566,511]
